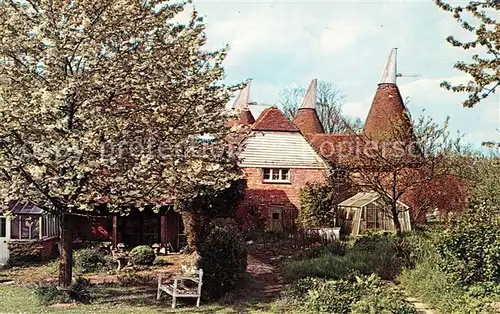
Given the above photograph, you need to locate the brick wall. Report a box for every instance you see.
[40,237,59,260]
[240,167,327,230]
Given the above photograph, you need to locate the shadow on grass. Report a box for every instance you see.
[91,273,276,313]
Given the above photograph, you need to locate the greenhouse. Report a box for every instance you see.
[0,201,60,265]
[339,191,412,236]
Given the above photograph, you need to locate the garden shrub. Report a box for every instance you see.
[33,277,93,305]
[297,180,353,234]
[283,233,408,281]
[438,204,500,284]
[244,229,285,244]
[128,245,155,266]
[351,232,410,279]
[74,248,112,273]
[67,277,92,304]
[282,274,415,314]
[7,241,43,266]
[351,283,416,314]
[297,182,338,228]
[298,241,346,260]
[152,256,170,266]
[198,218,247,300]
[399,228,498,314]
[33,283,60,305]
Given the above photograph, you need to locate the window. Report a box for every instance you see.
[11,216,39,240]
[0,217,6,237]
[262,168,290,183]
[41,214,60,238]
[331,168,348,183]
[11,214,59,240]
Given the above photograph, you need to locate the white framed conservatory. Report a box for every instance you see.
[339,191,412,236]
[0,201,60,265]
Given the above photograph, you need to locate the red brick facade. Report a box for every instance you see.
[40,237,59,260]
[240,167,327,230]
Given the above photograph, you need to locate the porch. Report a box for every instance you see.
[111,208,186,252]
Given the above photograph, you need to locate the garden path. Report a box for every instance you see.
[246,253,284,299]
[406,296,436,314]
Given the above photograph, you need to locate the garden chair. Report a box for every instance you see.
[157,269,203,308]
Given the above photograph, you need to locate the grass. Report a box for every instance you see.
[0,283,277,314]
[398,228,500,314]
[0,255,281,314]
[281,235,404,281]
[399,254,499,313]
[0,261,59,283]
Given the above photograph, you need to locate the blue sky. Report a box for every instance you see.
[187,0,499,147]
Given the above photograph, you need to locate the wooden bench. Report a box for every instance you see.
[157,269,203,308]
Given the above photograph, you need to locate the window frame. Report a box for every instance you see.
[262,168,291,184]
[0,217,6,238]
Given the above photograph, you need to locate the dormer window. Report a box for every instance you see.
[262,168,290,183]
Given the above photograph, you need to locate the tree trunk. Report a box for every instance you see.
[58,214,73,288]
[391,202,403,238]
[182,212,204,252]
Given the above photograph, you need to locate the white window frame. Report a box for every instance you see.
[262,168,291,183]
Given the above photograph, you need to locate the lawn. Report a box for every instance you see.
[0,283,276,314]
[0,251,283,314]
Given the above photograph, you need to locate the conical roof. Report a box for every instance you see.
[293,79,325,134]
[229,80,255,126]
[253,107,299,132]
[363,49,413,141]
[232,80,251,109]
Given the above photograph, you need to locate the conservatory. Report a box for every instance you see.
[339,191,411,236]
[0,201,60,265]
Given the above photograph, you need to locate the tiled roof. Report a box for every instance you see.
[294,108,324,134]
[228,108,255,127]
[363,83,413,141]
[306,134,364,167]
[252,107,299,132]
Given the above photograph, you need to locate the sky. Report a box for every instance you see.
[185,0,499,148]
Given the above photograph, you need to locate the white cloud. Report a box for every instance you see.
[342,101,370,120]
[193,2,373,66]
[398,75,499,147]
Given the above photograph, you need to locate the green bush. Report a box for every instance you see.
[297,181,352,233]
[74,248,112,273]
[244,230,286,244]
[152,256,170,266]
[399,255,497,313]
[438,204,500,284]
[351,232,410,279]
[283,233,408,281]
[128,245,155,266]
[351,285,416,314]
[33,277,93,305]
[399,228,498,314]
[282,274,415,314]
[33,283,60,305]
[298,241,347,260]
[67,277,92,304]
[199,218,247,300]
[7,241,43,266]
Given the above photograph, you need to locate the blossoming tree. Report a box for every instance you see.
[0,0,241,287]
